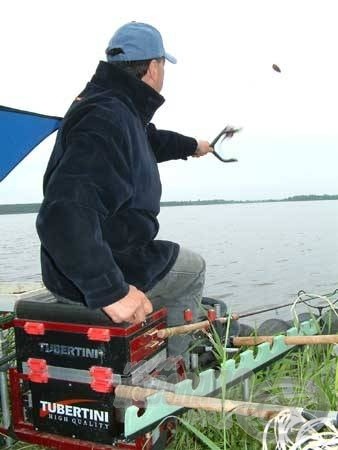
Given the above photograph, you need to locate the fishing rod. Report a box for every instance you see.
[157,289,338,338]
[158,324,338,346]
[116,385,338,426]
[157,315,238,339]
[239,288,338,319]
[231,334,338,347]
[116,384,288,419]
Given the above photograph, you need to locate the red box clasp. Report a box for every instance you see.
[24,321,45,335]
[90,366,113,393]
[87,327,110,342]
[27,358,48,383]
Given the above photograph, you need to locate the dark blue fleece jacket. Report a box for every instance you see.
[36,61,198,309]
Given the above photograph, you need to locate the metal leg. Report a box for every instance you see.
[242,377,250,402]
[0,329,14,447]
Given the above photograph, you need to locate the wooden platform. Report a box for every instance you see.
[0,282,46,312]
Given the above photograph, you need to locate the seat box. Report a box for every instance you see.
[14,297,167,375]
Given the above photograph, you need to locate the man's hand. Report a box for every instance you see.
[102,285,153,324]
[193,140,213,157]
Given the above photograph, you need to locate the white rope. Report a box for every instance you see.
[262,409,338,449]
[290,291,338,328]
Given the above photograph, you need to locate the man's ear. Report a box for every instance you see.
[147,60,158,81]
[142,60,158,89]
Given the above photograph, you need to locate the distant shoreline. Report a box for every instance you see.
[0,195,337,215]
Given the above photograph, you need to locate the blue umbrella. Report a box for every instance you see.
[0,105,61,182]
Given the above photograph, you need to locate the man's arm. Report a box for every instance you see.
[147,123,212,162]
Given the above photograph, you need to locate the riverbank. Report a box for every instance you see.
[0,194,338,215]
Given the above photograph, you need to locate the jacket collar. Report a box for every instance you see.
[90,61,165,124]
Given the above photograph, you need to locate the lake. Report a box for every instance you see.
[0,201,337,322]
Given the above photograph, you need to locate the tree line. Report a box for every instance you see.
[0,194,337,215]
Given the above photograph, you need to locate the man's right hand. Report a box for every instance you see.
[102,285,153,324]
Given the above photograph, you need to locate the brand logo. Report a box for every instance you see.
[38,343,101,359]
[40,400,109,429]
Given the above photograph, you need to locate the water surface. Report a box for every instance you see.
[1,201,337,320]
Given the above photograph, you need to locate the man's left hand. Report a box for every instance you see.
[193,140,213,157]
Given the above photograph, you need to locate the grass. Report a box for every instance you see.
[166,343,337,449]
[166,312,338,450]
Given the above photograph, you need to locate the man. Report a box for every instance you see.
[36,22,213,358]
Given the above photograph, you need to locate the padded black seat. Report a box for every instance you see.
[14,292,120,326]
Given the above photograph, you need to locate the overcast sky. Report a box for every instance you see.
[0,0,337,203]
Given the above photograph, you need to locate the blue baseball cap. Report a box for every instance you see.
[106,22,177,64]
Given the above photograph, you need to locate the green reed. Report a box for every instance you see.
[168,317,337,450]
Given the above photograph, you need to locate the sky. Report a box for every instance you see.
[0,0,337,203]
